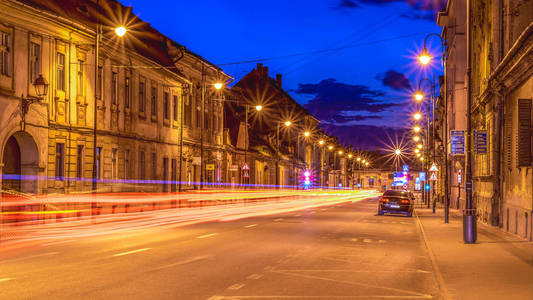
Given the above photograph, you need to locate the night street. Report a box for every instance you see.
[0,193,443,299]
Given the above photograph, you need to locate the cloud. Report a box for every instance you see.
[320,123,407,150]
[294,78,400,125]
[377,70,411,90]
[332,0,361,9]
[400,11,436,22]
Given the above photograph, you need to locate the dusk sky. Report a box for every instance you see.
[127,0,445,149]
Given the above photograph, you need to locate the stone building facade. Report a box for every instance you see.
[439,0,533,239]
[0,0,229,195]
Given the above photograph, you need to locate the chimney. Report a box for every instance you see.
[263,66,269,78]
[257,63,263,74]
[276,74,282,88]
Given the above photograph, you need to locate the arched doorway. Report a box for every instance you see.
[2,131,39,193]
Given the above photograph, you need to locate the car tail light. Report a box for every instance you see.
[401,199,410,204]
[380,198,389,203]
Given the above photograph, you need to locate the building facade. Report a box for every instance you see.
[0,0,229,195]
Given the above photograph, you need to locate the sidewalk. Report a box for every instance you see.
[416,208,533,300]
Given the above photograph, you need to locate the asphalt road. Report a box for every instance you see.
[0,195,441,299]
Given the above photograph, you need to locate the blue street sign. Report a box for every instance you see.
[419,172,426,181]
[474,130,488,154]
[402,165,409,173]
[451,130,465,155]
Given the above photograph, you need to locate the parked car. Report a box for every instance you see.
[377,190,414,217]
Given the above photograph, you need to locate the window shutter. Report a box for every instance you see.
[504,113,512,169]
[517,99,532,167]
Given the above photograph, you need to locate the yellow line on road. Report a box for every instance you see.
[0,278,12,283]
[112,248,151,257]
[197,233,218,239]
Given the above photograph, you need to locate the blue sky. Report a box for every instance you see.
[126,0,445,149]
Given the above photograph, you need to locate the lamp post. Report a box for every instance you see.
[92,22,127,192]
[276,120,292,188]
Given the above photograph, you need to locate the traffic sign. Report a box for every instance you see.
[451,130,465,155]
[474,130,488,154]
[429,163,439,172]
[429,172,438,181]
[206,164,215,170]
[242,163,249,170]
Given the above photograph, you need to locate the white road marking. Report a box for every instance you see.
[113,248,151,257]
[363,238,372,243]
[247,273,263,280]
[227,283,245,290]
[0,278,12,283]
[151,255,214,270]
[274,218,283,222]
[244,224,257,228]
[197,233,218,239]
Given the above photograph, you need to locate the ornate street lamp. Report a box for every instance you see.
[21,74,49,130]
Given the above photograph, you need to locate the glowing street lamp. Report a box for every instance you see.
[394,149,401,156]
[284,120,291,127]
[114,25,127,37]
[213,82,223,90]
[304,131,310,137]
[318,140,324,145]
[420,157,424,161]
[418,48,432,65]
[338,150,343,155]
[357,157,361,161]
[255,105,263,111]
[328,145,334,150]
[348,154,353,159]
[362,159,366,164]
[414,91,424,102]
[416,153,421,157]
[365,162,369,166]
[413,135,421,142]
[415,148,420,154]
[413,112,423,121]
[417,144,423,149]
[413,125,421,133]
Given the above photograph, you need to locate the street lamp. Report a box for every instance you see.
[348,154,353,159]
[413,125,421,133]
[394,149,401,156]
[417,144,423,149]
[318,140,324,145]
[418,49,432,65]
[93,22,127,192]
[255,105,263,111]
[213,82,223,90]
[414,91,424,102]
[304,131,310,137]
[415,148,420,154]
[20,74,49,131]
[413,135,421,142]
[413,112,423,121]
[114,25,127,37]
[328,145,333,150]
[284,120,291,127]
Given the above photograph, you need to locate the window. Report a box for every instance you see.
[171,158,177,192]
[196,98,202,128]
[0,32,10,76]
[96,147,102,179]
[125,75,130,109]
[77,60,84,96]
[151,153,157,179]
[139,81,145,113]
[173,95,178,121]
[76,145,83,179]
[151,85,157,116]
[30,42,41,83]
[124,149,130,179]
[184,95,192,126]
[57,53,65,90]
[96,66,103,99]
[112,148,118,179]
[111,72,118,104]
[55,143,65,180]
[139,151,145,180]
[163,92,170,120]
[517,99,532,167]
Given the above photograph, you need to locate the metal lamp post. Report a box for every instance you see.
[20,75,49,131]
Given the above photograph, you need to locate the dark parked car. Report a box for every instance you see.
[377,190,414,217]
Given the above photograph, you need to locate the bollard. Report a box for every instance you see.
[125,203,130,213]
[112,205,117,214]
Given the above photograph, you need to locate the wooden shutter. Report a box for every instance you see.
[504,112,512,169]
[517,99,532,167]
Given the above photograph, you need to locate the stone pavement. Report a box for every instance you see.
[415,208,533,300]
